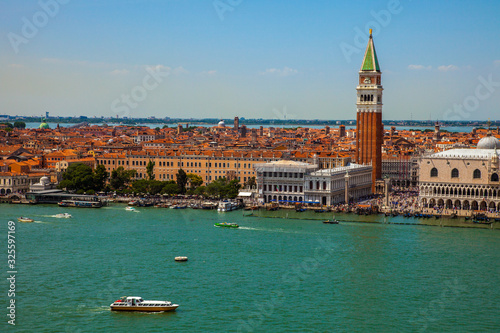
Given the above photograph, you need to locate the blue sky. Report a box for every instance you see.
[1,0,499,121]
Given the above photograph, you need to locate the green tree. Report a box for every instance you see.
[227,179,242,198]
[176,169,188,194]
[93,164,109,191]
[146,160,155,180]
[58,163,94,192]
[187,173,203,190]
[162,181,179,195]
[205,177,241,199]
[193,185,206,196]
[110,166,136,190]
[13,121,26,129]
[130,179,165,195]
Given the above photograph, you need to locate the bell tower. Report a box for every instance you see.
[355,29,383,191]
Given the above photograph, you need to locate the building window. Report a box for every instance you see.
[492,173,499,182]
[430,168,438,177]
[473,169,481,179]
[451,168,459,178]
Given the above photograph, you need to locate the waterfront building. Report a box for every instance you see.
[355,29,383,191]
[0,172,48,194]
[254,160,372,205]
[304,163,372,205]
[254,160,317,203]
[419,131,500,211]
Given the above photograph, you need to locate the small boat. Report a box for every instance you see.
[110,296,179,312]
[125,207,137,212]
[174,256,188,262]
[170,204,187,209]
[54,213,72,218]
[217,201,239,212]
[214,222,239,228]
[17,217,34,223]
[323,220,339,224]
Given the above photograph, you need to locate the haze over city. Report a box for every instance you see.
[1,0,499,120]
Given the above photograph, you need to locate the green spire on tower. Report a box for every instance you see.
[361,29,380,72]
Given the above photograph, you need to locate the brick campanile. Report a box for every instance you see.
[355,29,383,191]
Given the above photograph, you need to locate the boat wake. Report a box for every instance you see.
[238,226,316,235]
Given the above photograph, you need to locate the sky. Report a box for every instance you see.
[0,0,499,121]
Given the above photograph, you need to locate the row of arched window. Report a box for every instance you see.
[430,167,499,181]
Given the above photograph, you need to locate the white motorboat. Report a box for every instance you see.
[110,296,179,312]
[54,213,72,218]
[125,207,137,212]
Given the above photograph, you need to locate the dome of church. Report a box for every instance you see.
[40,176,50,185]
[477,135,500,149]
[39,118,50,129]
[218,119,225,127]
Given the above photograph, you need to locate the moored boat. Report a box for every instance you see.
[217,201,239,212]
[110,296,179,312]
[214,222,239,228]
[17,217,34,223]
[323,220,339,224]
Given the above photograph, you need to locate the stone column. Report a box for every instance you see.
[344,172,350,203]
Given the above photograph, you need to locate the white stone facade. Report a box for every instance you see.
[418,148,500,211]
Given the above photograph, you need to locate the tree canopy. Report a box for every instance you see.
[110,166,136,191]
[205,177,241,199]
[58,163,108,193]
[176,169,188,194]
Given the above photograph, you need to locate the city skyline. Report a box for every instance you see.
[1,0,499,121]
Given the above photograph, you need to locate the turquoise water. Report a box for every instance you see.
[1,204,499,332]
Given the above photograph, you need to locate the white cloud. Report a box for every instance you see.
[144,65,188,76]
[201,70,217,76]
[408,64,431,70]
[110,69,129,75]
[438,65,459,72]
[173,66,189,75]
[260,66,298,76]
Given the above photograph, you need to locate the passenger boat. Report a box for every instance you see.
[17,217,34,223]
[58,200,102,208]
[110,296,179,312]
[214,222,239,228]
[174,256,188,261]
[54,213,72,218]
[217,201,239,212]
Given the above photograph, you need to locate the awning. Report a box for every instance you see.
[238,192,253,197]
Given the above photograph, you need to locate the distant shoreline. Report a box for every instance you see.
[2,117,497,128]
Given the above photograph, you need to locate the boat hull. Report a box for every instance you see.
[110,305,179,312]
